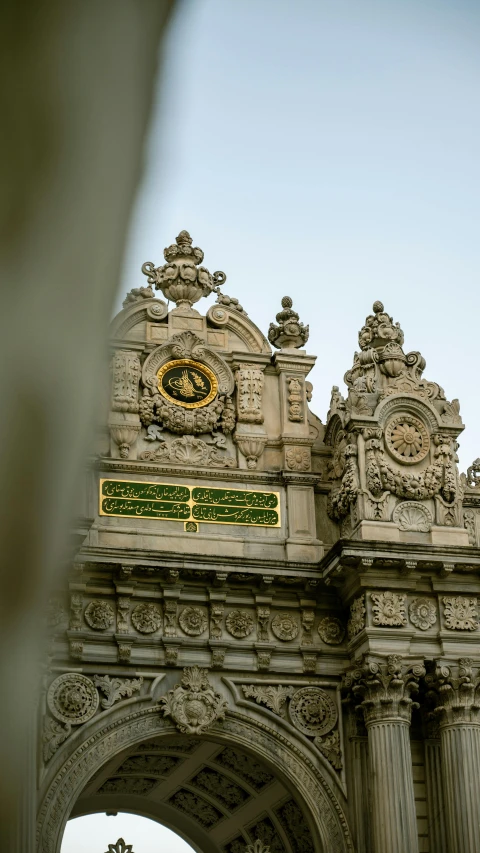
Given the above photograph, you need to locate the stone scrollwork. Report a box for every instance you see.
[347,595,365,639]
[235,365,264,424]
[318,616,345,645]
[443,596,478,631]
[271,613,300,642]
[42,717,71,762]
[84,600,115,631]
[159,666,228,735]
[111,350,141,414]
[226,609,254,638]
[409,598,437,631]
[93,675,143,709]
[371,591,407,627]
[289,686,338,738]
[242,685,295,717]
[48,673,99,725]
[131,603,162,634]
[392,501,432,532]
[179,606,208,637]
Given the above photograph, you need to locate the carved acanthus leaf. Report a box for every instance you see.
[93,675,143,709]
[242,685,295,717]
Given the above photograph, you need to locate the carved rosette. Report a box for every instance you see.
[343,654,426,725]
[84,600,115,631]
[318,616,345,645]
[179,606,208,637]
[271,613,300,641]
[159,666,228,735]
[289,687,338,737]
[131,603,162,634]
[225,610,254,638]
[48,673,99,725]
[409,598,437,631]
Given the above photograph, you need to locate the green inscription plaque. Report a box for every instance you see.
[99,479,280,527]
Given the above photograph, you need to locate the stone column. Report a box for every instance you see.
[425,658,480,853]
[344,654,425,853]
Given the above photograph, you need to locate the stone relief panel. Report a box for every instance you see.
[189,767,251,812]
[167,788,224,828]
[347,596,365,639]
[443,596,478,630]
[98,777,160,796]
[213,747,275,791]
[235,365,264,424]
[287,377,304,422]
[115,754,182,776]
[371,591,407,627]
[392,501,432,533]
[247,815,285,853]
[111,350,141,413]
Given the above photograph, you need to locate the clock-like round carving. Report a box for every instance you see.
[385,414,430,464]
[157,359,218,409]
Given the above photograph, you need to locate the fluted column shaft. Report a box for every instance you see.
[426,658,480,853]
[440,724,480,853]
[367,718,418,853]
[344,655,425,853]
[424,739,447,853]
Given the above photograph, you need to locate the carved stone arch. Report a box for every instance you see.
[207,305,271,354]
[37,705,353,853]
[110,298,168,340]
[375,393,441,434]
[142,331,235,396]
[324,413,345,447]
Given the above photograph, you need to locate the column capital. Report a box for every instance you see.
[343,654,426,726]
[425,658,480,726]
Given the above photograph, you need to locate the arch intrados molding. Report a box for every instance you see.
[37,706,353,853]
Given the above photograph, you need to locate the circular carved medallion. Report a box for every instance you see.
[271,613,299,642]
[385,414,429,464]
[131,603,162,634]
[225,609,254,638]
[179,606,208,636]
[409,597,437,631]
[84,600,115,631]
[48,673,99,725]
[289,686,337,737]
[318,616,345,645]
[157,359,218,409]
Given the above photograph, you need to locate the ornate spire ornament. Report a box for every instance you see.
[104,840,134,853]
[268,296,309,349]
[141,230,226,309]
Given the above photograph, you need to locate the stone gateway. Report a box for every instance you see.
[39,231,480,853]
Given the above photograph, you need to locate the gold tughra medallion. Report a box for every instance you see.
[157,359,218,408]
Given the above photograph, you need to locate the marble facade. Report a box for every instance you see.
[39,231,480,853]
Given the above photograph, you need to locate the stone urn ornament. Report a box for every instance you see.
[268,296,309,348]
[142,230,226,309]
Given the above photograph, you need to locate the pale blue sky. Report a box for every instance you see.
[119,0,480,471]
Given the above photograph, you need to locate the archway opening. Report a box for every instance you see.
[61,813,195,852]
[64,732,317,853]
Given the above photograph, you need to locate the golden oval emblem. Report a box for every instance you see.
[157,359,218,409]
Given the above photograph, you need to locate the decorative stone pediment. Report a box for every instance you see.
[325,301,467,543]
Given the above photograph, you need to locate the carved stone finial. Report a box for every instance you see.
[141,230,226,308]
[105,840,134,853]
[159,665,228,734]
[268,296,309,349]
[358,301,405,352]
[343,654,426,725]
